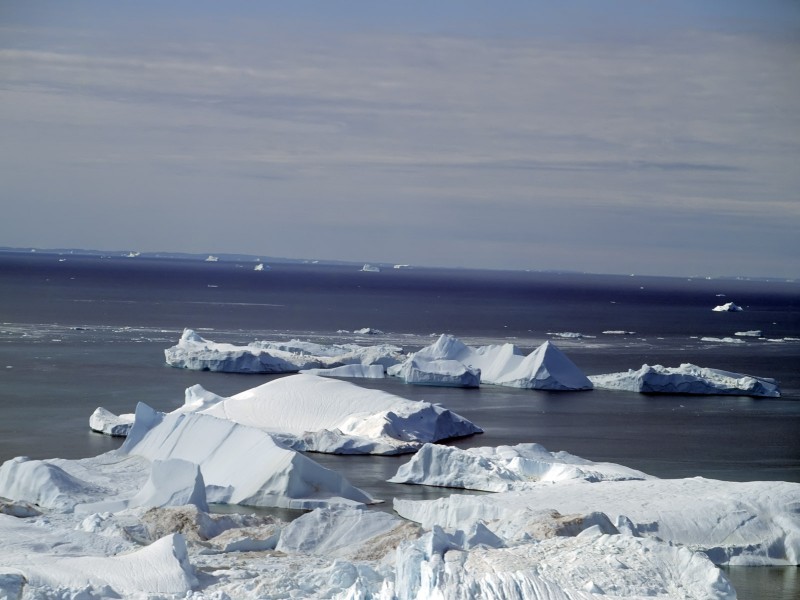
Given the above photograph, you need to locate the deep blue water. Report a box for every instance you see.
[1,252,799,599]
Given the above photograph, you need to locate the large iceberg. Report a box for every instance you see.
[389,442,650,491]
[389,335,592,390]
[1,403,376,512]
[164,328,404,373]
[394,476,800,566]
[121,402,376,508]
[589,363,781,397]
[174,374,482,454]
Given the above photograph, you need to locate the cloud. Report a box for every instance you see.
[0,19,798,275]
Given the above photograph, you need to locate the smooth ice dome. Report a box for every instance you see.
[164,328,403,373]
[712,302,743,312]
[389,442,650,492]
[590,363,780,397]
[390,335,592,390]
[175,374,482,454]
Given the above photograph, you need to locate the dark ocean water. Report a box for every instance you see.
[1,252,799,599]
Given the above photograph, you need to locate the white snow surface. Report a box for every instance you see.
[390,335,592,390]
[712,302,743,312]
[394,477,800,566]
[301,363,386,378]
[89,406,135,436]
[589,363,780,397]
[389,443,651,492]
[121,402,376,508]
[178,374,482,455]
[165,328,403,373]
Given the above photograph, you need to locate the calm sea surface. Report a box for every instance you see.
[1,252,798,599]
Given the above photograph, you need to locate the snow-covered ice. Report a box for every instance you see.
[164,328,403,373]
[361,263,381,272]
[735,330,762,337]
[390,357,481,387]
[390,335,592,390]
[701,336,746,344]
[89,406,135,436]
[389,443,650,491]
[590,363,780,397]
[301,363,386,378]
[394,476,800,566]
[173,374,482,454]
[712,302,743,312]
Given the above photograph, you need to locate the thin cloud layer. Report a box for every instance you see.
[1,6,798,277]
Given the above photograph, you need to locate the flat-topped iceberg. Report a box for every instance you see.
[590,363,780,397]
[389,442,650,491]
[89,406,134,436]
[174,374,482,455]
[164,328,403,373]
[390,357,481,387]
[389,335,592,390]
[393,477,800,566]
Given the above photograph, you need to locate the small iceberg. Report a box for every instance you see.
[254,263,269,271]
[735,330,762,337]
[301,364,385,379]
[204,255,219,262]
[360,263,380,272]
[589,363,780,397]
[712,302,743,312]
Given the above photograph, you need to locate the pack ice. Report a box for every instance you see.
[389,334,592,390]
[590,363,781,397]
[164,328,403,373]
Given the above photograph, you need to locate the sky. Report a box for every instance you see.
[1,1,799,278]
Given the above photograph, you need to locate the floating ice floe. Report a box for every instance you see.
[393,476,800,566]
[389,335,592,390]
[712,302,743,312]
[389,443,650,492]
[602,330,636,335]
[700,336,746,344]
[164,328,403,373]
[735,330,762,337]
[589,363,780,397]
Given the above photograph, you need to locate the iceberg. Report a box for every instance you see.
[735,330,762,337]
[121,402,376,508]
[89,406,135,436]
[360,263,380,272]
[589,363,780,397]
[701,336,746,344]
[301,363,386,378]
[390,357,481,387]
[254,262,270,271]
[165,329,403,373]
[204,255,219,262]
[390,525,735,600]
[171,374,482,454]
[390,335,592,390]
[389,442,650,492]
[393,477,800,566]
[712,302,743,312]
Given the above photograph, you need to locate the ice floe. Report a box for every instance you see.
[712,302,743,312]
[389,442,651,492]
[700,336,746,344]
[589,363,780,397]
[735,330,762,337]
[389,335,592,390]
